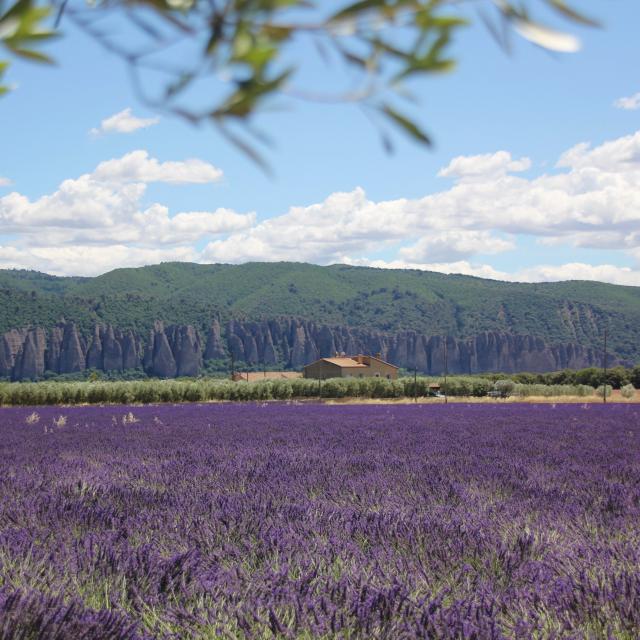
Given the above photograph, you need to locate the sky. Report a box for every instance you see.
[1,0,640,285]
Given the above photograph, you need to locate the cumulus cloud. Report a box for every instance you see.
[398,231,515,263]
[0,151,251,275]
[205,132,640,268]
[0,150,229,234]
[4,131,640,285]
[93,150,223,184]
[438,151,531,180]
[0,177,11,187]
[90,108,160,136]
[203,187,413,265]
[200,131,640,286]
[614,93,640,111]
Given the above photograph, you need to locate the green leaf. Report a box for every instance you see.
[0,0,33,24]
[214,68,293,119]
[7,46,53,63]
[331,0,389,21]
[0,58,9,97]
[380,104,431,146]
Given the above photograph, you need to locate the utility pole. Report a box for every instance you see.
[603,327,608,405]
[414,366,417,404]
[230,353,235,380]
[444,336,448,405]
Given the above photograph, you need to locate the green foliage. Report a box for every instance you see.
[2,373,637,405]
[620,384,636,399]
[0,0,598,161]
[512,383,594,398]
[0,0,57,94]
[493,379,516,398]
[595,384,613,399]
[0,262,639,365]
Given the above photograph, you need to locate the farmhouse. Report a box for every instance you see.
[304,354,399,380]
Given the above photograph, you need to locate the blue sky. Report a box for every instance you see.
[1,0,640,283]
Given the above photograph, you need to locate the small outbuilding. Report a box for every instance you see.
[303,354,399,380]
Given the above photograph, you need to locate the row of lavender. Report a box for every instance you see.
[1,404,640,638]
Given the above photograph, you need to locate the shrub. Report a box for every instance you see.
[494,379,516,398]
[620,384,636,399]
[595,385,613,399]
[512,384,595,398]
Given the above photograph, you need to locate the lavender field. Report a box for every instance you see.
[1,404,640,639]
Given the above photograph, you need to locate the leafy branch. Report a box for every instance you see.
[0,0,600,166]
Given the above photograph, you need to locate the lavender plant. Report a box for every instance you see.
[1,403,640,638]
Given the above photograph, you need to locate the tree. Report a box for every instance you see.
[606,366,630,390]
[0,0,599,166]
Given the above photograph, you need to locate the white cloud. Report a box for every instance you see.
[438,151,531,180]
[0,150,231,238]
[398,231,515,263]
[198,131,640,286]
[350,258,509,281]
[614,93,640,111]
[4,131,640,285]
[90,108,160,136]
[204,132,640,270]
[0,177,11,187]
[514,262,640,285]
[0,244,200,277]
[358,259,640,287]
[203,187,411,265]
[0,151,252,275]
[93,150,223,184]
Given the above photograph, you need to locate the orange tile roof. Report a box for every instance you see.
[321,358,368,368]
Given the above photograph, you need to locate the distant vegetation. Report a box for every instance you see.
[1,262,639,362]
[0,370,636,406]
[8,362,639,389]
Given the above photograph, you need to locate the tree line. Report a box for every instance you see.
[0,372,636,407]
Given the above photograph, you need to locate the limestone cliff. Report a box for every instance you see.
[0,317,612,380]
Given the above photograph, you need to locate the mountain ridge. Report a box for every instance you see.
[0,262,638,372]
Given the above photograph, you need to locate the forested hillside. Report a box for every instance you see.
[0,262,638,378]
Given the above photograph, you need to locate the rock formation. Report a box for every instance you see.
[0,316,615,381]
[204,319,226,360]
[59,323,85,374]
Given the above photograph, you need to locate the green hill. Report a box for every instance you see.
[1,262,639,363]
